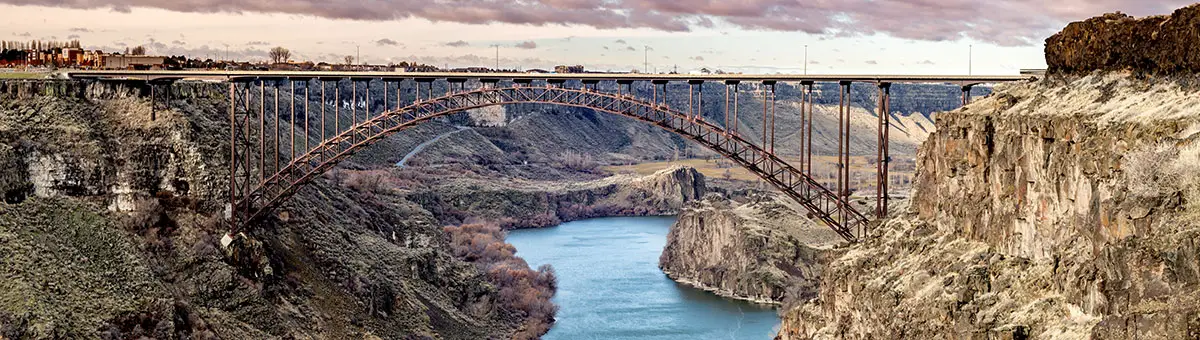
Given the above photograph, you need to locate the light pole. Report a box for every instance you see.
[968,44,973,75]
[644,45,649,74]
[489,44,500,71]
[804,45,808,75]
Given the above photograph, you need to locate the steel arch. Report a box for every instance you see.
[231,85,871,241]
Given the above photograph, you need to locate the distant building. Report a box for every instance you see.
[102,54,165,69]
[554,65,585,73]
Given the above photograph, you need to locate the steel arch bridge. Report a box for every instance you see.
[227,82,878,241]
[69,71,1034,242]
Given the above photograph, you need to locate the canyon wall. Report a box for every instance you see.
[0,80,536,339]
[778,72,1200,339]
[778,7,1200,338]
[407,165,706,229]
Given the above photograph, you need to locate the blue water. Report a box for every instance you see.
[506,216,780,340]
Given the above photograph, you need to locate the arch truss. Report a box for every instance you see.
[223,77,958,242]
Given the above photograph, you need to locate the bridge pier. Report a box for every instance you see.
[877,82,892,219]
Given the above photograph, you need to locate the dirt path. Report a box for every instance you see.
[396,125,470,168]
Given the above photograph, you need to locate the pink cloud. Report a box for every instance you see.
[5,0,1192,46]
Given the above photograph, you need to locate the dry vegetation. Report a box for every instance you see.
[444,224,557,339]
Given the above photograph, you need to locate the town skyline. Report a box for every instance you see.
[2,1,1193,74]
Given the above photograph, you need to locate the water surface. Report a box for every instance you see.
[506,216,780,340]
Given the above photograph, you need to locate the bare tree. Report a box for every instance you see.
[269,46,291,64]
[344,55,354,65]
[130,46,146,55]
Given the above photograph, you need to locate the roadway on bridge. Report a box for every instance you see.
[67,70,1034,85]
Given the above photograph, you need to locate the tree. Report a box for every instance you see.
[700,67,711,74]
[130,46,146,55]
[269,46,291,64]
[344,55,354,65]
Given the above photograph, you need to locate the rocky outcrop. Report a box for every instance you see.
[658,194,843,305]
[777,73,1200,339]
[407,165,706,229]
[1046,4,1200,76]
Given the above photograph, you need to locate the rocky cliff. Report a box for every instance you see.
[0,80,540,339]
[658,194,843,306]
[1046,4,1200,76]
[777,71,1200,339]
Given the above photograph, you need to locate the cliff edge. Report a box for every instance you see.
[1046,4,1200,76]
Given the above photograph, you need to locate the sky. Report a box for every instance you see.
[0,1,1191,75]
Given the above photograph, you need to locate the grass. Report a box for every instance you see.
[0,72,48,79]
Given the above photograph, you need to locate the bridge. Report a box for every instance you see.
[68,70,1034,242]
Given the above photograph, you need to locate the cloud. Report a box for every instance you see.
[4,0,1191,46]
[171,40,186,45]
[444,40,469,47]
[919,60,935,65]
[246,41,270,46]
[514,41,537,49]
[376,38,399,46]
[603,46,609,50]
[68,27,92,33]
[690,56,704,61]
[624,46,636,51]
[15,32,31,37]
[865,60,877,65]
[67,34,80,39]
[614,39,627,44]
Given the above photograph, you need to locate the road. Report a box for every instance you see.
[395,126,471,168]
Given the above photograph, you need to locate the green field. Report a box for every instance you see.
[0,72,48,79]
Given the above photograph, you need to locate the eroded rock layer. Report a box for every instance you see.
[777,73,1200,339]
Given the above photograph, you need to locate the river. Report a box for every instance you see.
[506,216,780,339]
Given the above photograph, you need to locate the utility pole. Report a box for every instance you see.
[969,44,973,75]
[356,44,361,66]
[644,45,649,74]
[804,45,808,75]
[495,45,499,71]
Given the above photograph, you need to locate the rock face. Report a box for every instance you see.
[1046,4,1200,76]
[777,73,1200,339]
[659,195,843,305]
[408,165,707,229]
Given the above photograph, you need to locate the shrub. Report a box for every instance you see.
[346,172,386,194]
[443,223,558,337]
[558,152,597,172]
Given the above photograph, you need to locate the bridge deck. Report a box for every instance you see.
[67,70,1033,85]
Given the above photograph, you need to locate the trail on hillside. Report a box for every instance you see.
[396,125,471,168]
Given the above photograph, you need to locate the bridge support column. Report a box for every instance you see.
[961,85,973,107]
[228,80,256,235]
[838,81,852,230]
[801,81,814,177]
[876,83,892,220]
